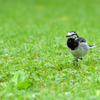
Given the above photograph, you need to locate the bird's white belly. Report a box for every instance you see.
[67,42,89,57]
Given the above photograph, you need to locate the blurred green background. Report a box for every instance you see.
[1,0,100,35]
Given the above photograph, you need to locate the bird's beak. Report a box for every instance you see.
[66,35,70,37]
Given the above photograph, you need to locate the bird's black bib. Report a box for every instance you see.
[67,38,78,50]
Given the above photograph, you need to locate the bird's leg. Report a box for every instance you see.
[73,57,79,62]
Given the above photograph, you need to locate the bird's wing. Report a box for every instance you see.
[77,37,86,43]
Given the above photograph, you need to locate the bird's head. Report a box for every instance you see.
[66,31,78,39]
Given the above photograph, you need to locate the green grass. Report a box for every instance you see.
[0,0,100,99]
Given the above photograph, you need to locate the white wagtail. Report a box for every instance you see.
[66,31,96,62]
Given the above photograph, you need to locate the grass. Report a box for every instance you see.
[0,0,100,99]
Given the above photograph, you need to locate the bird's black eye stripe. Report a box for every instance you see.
[70,34,77,36]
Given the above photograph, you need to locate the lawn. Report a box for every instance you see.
[0,0,100,100]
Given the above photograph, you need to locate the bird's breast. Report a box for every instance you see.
[67,42,89,57]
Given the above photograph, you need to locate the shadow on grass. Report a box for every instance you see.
[55,60,82,71]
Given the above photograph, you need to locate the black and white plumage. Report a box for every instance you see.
[66,31,96,62]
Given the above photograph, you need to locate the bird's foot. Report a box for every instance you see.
[79,57,83,60]
[73,57,83,62]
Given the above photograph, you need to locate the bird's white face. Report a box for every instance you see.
[66,31,78,39]
[67,31,75,36]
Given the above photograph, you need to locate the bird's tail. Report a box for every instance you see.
[89,45,97,49]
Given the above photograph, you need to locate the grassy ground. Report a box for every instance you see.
[0,0,100,99]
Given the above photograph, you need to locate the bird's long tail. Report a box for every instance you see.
[89,45,97,49]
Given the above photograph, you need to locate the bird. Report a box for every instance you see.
[66,31,96,62]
